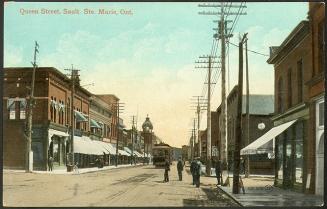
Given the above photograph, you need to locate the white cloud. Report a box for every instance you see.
[4,44,23,67]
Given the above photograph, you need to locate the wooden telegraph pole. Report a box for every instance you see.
[245,37,250,178]
[25,41,39,172]
[233,33,247,194]
[115,102,125,167]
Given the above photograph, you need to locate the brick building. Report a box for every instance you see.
[307,2,325,195]
[267,4,324,193]
[227,85,274,174]
[211,111,220,160]
[3,67,91,170]
[96,94,119,144]
[199,129,207,161]
[181,145,190,161]
[89,95,112,141]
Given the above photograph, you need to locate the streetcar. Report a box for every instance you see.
[152,143,173,167]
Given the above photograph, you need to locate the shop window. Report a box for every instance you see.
[277,136,283,179]
[319,101,324,127]
[287,68,292,108]
[54,98,57,123]
[67,98,70,125]
[7,98,27,120]
[295,122,304,183]
[297,60,303,103]
[318,19,325,73]
[50,96,54,122]
[278,78,284,113]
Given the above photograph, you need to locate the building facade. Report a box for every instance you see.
[227,85,274,174]
[96,94,120,144]
[307,2,325,195]
[267,19,315,192]
[89,95,112,141]
[3,67,91,170]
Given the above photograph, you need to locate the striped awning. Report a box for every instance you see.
[74,136,104,155]
[74,110,88,122]
[90,119,101,128]
[118,149,131,156]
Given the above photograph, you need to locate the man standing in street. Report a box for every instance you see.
[190,159,197,185]
[177,157,184,181]
[215,160,222,186]
[164,159,170,182]
[194,157,202,188]
[48,155,53,172]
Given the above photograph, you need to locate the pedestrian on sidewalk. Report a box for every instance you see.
[215,160,222,186]
[194,157,202,188]
[48,156,53,171]
[177,157,184,181]
[164,160,170,182]
[190,159,197,185]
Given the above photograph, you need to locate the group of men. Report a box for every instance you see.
[190,157,203,187]
[163,158,185,182]
[163,157,224,188]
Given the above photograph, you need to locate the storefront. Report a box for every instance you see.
[48,129,69,169]
[315,98,324,196]
[275,120,306,191]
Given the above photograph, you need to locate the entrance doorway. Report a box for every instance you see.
[315,99,324,196]
[316,133,324,196]
[49,136,66,169]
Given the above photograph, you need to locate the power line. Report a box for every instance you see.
[227,40,269,56]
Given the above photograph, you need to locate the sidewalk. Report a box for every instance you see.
[216,175,324,207]
[4,163,145,175]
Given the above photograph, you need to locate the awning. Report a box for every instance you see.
[124,147,132,154]
[241,119,297,155]
[92,140,110,154]
[118,149,131,156]
[74,136,104,155]
[48,129,69,145]
[133,151,143,157]
[90,119,101,128]
[74,110,88,122]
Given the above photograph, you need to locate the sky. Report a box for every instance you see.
[4,2,308,148]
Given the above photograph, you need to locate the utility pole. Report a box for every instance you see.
[190,95,206,158]
[245,37,250,178]
[193,118,196,160]
[131,115,136,165]
[206,56,212,176]
[64,65,80,170]
[114,102,125,167]
[233,33,247,194]
[25,41,39,172]
[195,55,218,176]
[198,0,246,183]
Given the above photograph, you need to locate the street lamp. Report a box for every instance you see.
[258,122,266,130]
[142,115,153,165]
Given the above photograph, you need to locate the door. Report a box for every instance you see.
[316,132,324,196]
[315,99,324,195]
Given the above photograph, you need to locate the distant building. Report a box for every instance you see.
[199,130,207,161]
[172,147,182,161]
[96,94,120,144]
[89,95,112,142]
[227,85,274,174]
[181,145,189,161]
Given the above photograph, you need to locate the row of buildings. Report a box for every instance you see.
[3,67,161,171]
[186,2,325,196]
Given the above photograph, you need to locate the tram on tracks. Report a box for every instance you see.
[152,143,173,167]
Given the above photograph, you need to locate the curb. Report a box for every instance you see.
[80,164,145,175]
[216,186,243,207]
[31,164,146,175]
